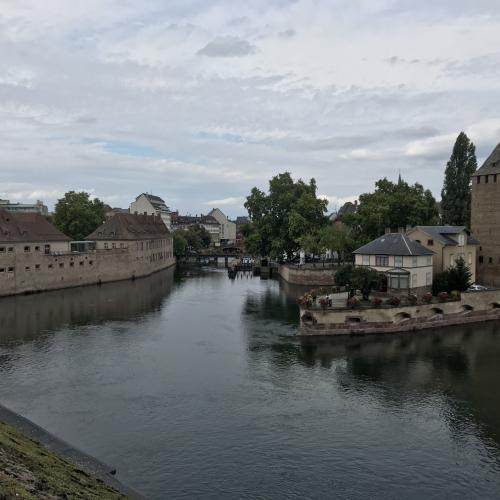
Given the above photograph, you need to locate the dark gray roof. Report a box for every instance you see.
[413,226,480,246]
[354,233,434,256]
[472,142,500,176]
[86,213,170,240]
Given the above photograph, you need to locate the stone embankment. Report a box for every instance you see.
[279,264,336,286]
[300,289,500,336]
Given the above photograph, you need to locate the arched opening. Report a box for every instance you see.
[490,302,500,310]
[431,307,443,315]
[461,304,474,313]
[345,316,361,324]
[394,312,411,323]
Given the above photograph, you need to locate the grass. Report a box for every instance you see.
[0,420,128,499]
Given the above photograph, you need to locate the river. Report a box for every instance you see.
[1,266,500,499]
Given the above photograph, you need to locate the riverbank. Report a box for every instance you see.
[0,404,142,499]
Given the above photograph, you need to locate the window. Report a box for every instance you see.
[477,176,480,184]
[69,262,74,267]
[35,246,40,251]
[8,267,14,273]
[394,256,403,267]
[390,275,409,289]
[450,254,454,266]
[458,234,465,246]
[89,260,93,265]
[485,175,489,183]
[412,274,418,287]
[8,247,13,252]
[426,272,432,286]
[80,261,84,266]
[35,264,40,270]
[489,257,493,264]
[120,243,124,248]
[479,256,484,264]
[48,264,53,269]
[25,266,30,271]
[104,242,109,249]
[362,255,370,265]
[44,244,50,254]
[0,268,5,273]
[412,256,418,267]
[375,255,388,266]
[59,262,64,268]
[0,247,4,253]
[468,253,472,265]
[112,243,116,249]
[24,246,30,252]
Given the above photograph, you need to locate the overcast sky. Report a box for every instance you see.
[1,0,500,217]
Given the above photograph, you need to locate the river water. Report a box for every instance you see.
[1,267,500,499]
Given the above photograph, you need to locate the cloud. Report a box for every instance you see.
[319,194,358,211]
[278,29,296,38]
[205,196,245,206]
[197,36,256,57]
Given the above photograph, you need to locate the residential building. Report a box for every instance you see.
[0,199,48,216]
[353,232,434,296]
[208,208,236,245]
[170,212,221,246]
[406,226,479,282]
[471,141,500,286]
[130,193,171,230]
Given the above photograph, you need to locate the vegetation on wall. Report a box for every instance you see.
[53,191,105,241]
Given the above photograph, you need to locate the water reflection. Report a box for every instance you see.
[0,266,176,343]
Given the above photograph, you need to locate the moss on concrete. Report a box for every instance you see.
[0,420,128,499]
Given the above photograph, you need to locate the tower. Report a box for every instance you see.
[470,142,500,286]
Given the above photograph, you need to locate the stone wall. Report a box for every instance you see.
[0,241,176,297]
[278,264,336,286]
[471,174,500,286]
[300,289,500,336]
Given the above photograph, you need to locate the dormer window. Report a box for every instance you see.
[458,234,465,246]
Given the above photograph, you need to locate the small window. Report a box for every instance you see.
[79,261,84,266]
[450,254,455,266]
[495,174,498,183]
[104,242,109,249]
[375,255,388,266]
[48,264,53,269]
[35,264,40,270]
[44,244,50,254]
[489,257,493,264]
[59,262,64,268]
[89,260,93,265]
[412,256,418,266]
[479,256,484,264]
[477,176,480,184]
[485,175,489,184]
[25,266,30,271]
[0,247,5,253]
[35,246,40,251]
[24,246,31,252]
[427,239,434,246]
[112,243,116,249]
[412,274,418,287]
[468,253,472,265]
[426,272,432,285]
[0,268,5,273]
[69,262,74,267]
[458,234,465,246]
[394,256,403,267]
[8,247,13,252]
[362,255,370,265]
[8,267,14,273]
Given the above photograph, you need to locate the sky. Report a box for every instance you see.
[1,0,500,217]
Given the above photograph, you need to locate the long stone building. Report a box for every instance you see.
[471,142,500,286]
[0,210,175,297]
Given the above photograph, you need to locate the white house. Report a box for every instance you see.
[353,232,434,296]
[130,193,171,230]
[208,208,236,245]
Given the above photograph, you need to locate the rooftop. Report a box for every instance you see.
[472,142,500,177]
[86,213,170,240]
[411,226,479,246]
[0,210,70,243]
[354,232,434,256]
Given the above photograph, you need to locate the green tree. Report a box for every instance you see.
[335,264,353,286]
[432,257,472,294]
[53,191,105,241]
[173,232,187,257]
[244,172,327,260]
[441,132,477,226]
[344,178,439,241]
[319,224,354,264]
[351,267,380,300]
[298,231,324,266]
[182,225,212,251]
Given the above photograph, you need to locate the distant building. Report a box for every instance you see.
[104,205,129,219]
[471,142,500,286]
[0,199,48,216]
[208,208,236,245]
[130,193,171,230]
[406,226,479,282]
[330,200,358,225]
[171,212,221,246]
[354,232,434,296]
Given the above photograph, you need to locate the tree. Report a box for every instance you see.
[173,232,187,257]
[344,178,439,241]
[351,267,380,300]
[244,172,328,260]
[319,224,354,264]
[298,231,324,266]
[53,191,105,241]
[441,132,477,226]
[432,257,472,294]
[335,264,353,286]
[181,225,212,252]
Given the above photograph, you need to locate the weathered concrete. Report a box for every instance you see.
[278,264,336,286]
[300,289,500,335]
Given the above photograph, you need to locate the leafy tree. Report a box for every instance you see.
[298,231,324,266]
[441,132,477,226]
[244,172,327,260]
[335,264,353,286]
[344,178,439,241]
[173,232,187,257]
[319,224,354,264]
[182,225,212,251]
[432,257,472,294]
[351,267,380,300]
[53,191,105,240]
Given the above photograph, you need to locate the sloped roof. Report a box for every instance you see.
[0,210,70,243]
[354,232,434,256]
[139,193,169,211]
[472,142,500,176]
[86,213,170,240]
[172,215,219,226]
[412,226,479,246]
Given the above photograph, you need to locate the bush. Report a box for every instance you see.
[387,296,401,306]
[450,290,461,301]
[297,295,313,307]
[335,264,353,287]
[433,257,472,294]
[422,292,433,304]
[371,297,382,307]
[347,296,360,308]
[438,291,449,302]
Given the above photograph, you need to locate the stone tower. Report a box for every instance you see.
[471,142,500,286]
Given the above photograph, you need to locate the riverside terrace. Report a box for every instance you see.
[298,288,500,336]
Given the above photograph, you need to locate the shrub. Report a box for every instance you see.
[387,296,401,306]
[438,291,449,302]
[408,294,418,305]
[371,297,382,307]
[347,296,360,308]
[319,287,327,296]
[335,264,353,287]
[310,289,317,300]
[450,290,461,301]
[422,292,433,304]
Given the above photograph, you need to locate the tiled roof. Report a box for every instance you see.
[472,142,500,176]
[86,213,170,240]
[354,232,434,256]
[0,210,70,242]
[413,226,480,246]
